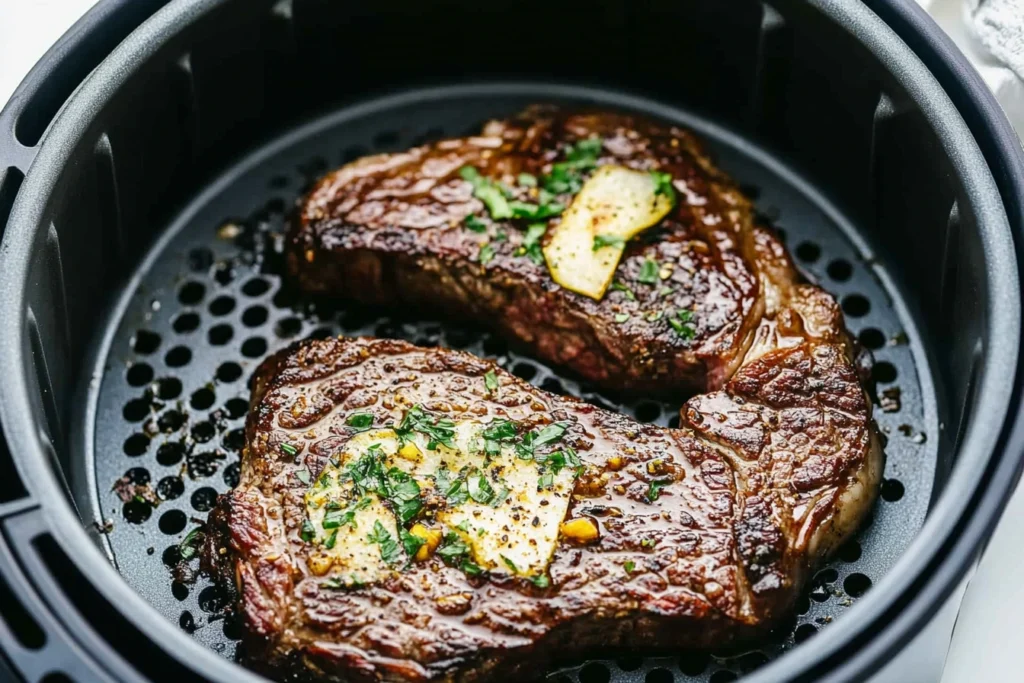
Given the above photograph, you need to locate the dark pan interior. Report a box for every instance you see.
[1,1,1014,682]
[77,84,935,682]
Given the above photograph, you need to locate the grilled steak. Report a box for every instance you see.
[208,333,880,681]
[289,107,772,394]
[205,107,883,681]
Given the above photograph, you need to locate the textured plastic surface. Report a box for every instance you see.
[0,0,1020,682]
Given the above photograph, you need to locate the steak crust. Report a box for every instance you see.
[206,108,884,682]
[289,107,768,394]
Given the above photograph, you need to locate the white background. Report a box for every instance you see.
[1,1,1022,682]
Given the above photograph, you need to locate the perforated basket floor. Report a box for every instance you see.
[78,85,936,682]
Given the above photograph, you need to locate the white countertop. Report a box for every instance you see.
[1,1,1022,682]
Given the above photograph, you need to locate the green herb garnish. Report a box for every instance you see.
[610,281,636,301]
[295,468,311,486]
[537,472,554,490]
[518,173,537,187]
[624,560,636,573]
[502,555,519,573]
[479,243,496,265]
[367,520,402,565]
[530,574,551,588]
[324,529,339,549]
[395,405,457,450]
[646,479,671,502]
[638,259,659,285]
[517,222,547,265]
[178,527,203,560]
[280,443,297,457]
[484,370,499,394]
[399,528,425,558]
[668,309,696,341]
[346,413,373,429]
[300,519,316,543]
[460,166,512,219]
[650,171,676,204]
[593,234,626,251]
[464,215,488,233]
[614,313,629,324]
[467,471,495,504]
[323,497,372,529]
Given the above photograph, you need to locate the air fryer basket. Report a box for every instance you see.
[0,1,1020,682]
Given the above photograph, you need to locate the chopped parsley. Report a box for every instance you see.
[280,443,297,457]
[502,555,519,573]
[534,422,568,448]
[437,532,483,576]
[460,166,512,219]
[467,471,495,504]
[456,520,472,533]
[650,171,676,204]
[536,447,583,478]
[610,280,636,301]
[395,405,457,451]
[294,468,311,485]
[436,469,470,506]
[542,137,603,195]
[300,519,316,543]
[178,527,203,560]
[614,313,630,324]
[593,234,626,251]
[482,419,518,457]
[399,528,425,558]
[537,472,555,490]
[509,200,564,221]
[367,520,402,565]
[646,479,671,502]
[518,172,537,187]
[638,259,659,285]
[324,529,339,549]
[479,243,496,265]
[484,370,499,394]
[346,413,373,429]
[323,575,365,590]
[323,497,372,529]
[624,560,636,573]
[668,309,696,341]
[516,222,547,265]
[646,311,664,322]
[530,574,551,588]
[464,215,488,233]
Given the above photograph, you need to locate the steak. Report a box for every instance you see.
[289,107,774,394]
[204,107,884,681]
[207,334,881,681]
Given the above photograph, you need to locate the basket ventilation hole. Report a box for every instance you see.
[214,263,236,286]
[178,281,205,305]
[179,611,198,634]
[241,277,270,296]
[124,467,150,485]
[191,388,216,410]
[225,398,248,419]
[795,595,811,615]
[198,585,228,613]
[512,362,537,381]
[158,476,184,500]
[217,361,243,382]
[123,499,151,524]
[156,443,185,466]
[881,478,905,502]
[0,571,46,649]
[242,304,269,326]
[578,663,610,683]
[173,312,201,334]
[645,669,673,683]
[635,402,661,423]
[40,674,72,683]
[678,652,710,675]
[123,434,150,456]
[827,259,853,282]
[122,399,150,422]
[795,624,818,644]
[208,324,234,345]
[795,241,820,263]
[162,546,182,567]
[209,295,236,316]
[838,539,862,562]
[224,429,245,452]
[858,328,885,350]
[126,363,154,386]
[842,294,870,317]
[172,581,189,601]
[159,510,187,535]
[192,421,215,443]
[224,462,241,487]
[157,410,185,433]
[709,671,738,683]
[844,573,872,597]
[873,361,897,383]
[166,346,192,367]
[155,377,182,400]
[192,486,218,512]
[132,330,161,354]
[223,615,244,641]
[276,317,302,338]
[242,337,268,358]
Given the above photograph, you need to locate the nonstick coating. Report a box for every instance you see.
[79,84,937,682]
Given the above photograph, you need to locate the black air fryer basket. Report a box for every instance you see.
[2,1,1024,682]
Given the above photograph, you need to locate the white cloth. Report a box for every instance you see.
[966,0,1024,81]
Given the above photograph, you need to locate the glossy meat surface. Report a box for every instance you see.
[289,107,765,394]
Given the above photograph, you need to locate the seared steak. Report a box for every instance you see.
[204,107,884,682]
[289,107,772,394]
[208,333,881,681]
